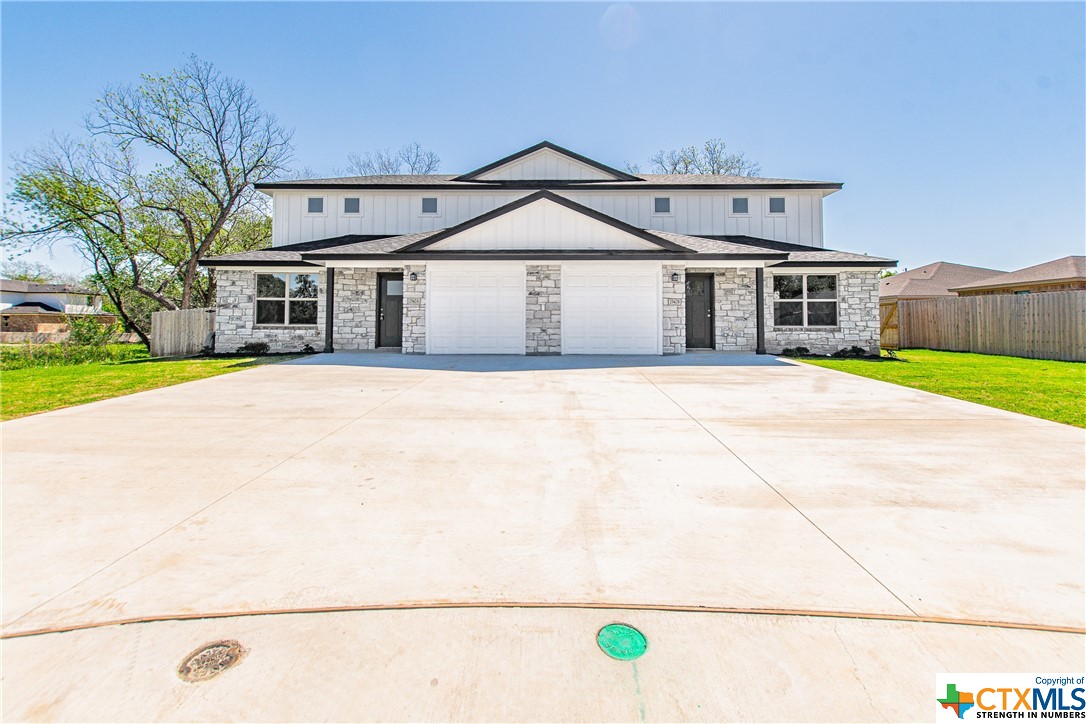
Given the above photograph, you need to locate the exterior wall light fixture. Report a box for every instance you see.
[409,272,418,281]
[671,272,680,282]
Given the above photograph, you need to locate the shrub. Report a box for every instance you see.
[780,347,811,357]
[236,341,270,355]
[831,346,871,359]
[66,315,118,347]
[301,344,316,354]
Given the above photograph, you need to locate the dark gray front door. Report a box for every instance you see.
[377,273,404,347]
[685,273,714,349]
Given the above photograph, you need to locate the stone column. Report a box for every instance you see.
[402,265,427,353]
[526,264,561,354]
[662,265,686,354]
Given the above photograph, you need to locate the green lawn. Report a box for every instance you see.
[800,349,1086,428]
[1,349,295,421]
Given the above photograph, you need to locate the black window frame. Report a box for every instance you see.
[772,274,839,327]
[255,272,320,327]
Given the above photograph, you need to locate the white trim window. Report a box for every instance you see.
[306,197,325,215]
[652,196,672,215]
[772,274,838,327]
[343,197,361,215]
[730,197,749,215]
[768,197,786,214]
[420,197,440,215]
[256,272,319,326]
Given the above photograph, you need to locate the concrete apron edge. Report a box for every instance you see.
[4,601,1083,640]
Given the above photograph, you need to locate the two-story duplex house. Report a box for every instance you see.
[202,142,895,356]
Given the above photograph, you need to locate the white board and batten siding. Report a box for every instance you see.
[473,148,616,181]
[426,199,660,251]
[270,190,826,248]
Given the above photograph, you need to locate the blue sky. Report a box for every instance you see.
[3,1,1083,275]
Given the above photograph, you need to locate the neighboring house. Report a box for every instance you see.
[880,262,1004,302]
[0,279,115,340]
[202,141,896,356]
[949,256,1086,296]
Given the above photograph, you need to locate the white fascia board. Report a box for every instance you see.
[765,265,889,273]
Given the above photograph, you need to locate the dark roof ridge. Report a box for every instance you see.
[452,141,641,182]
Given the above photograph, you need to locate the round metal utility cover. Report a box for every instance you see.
[177,640,245,682]
[597,623,647,660]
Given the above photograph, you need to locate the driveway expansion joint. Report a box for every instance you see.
[626,361,922,618]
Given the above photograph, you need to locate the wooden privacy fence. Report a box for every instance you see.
[879,301,900,350]
[890,291,1086,362]
[151,308,216,357]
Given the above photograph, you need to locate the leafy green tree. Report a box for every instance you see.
[2,56,291,346]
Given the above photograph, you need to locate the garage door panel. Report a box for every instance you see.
[428,265,525,354]
[563,265,660,355]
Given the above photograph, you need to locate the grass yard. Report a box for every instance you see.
[1,347,296,420]
[800,348,1086,428]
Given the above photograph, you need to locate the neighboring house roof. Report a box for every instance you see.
[948,256,1086,293]
[0,279,97,295]
[2,301,63,313]
[452,141,641,182]
[879,262,1005,299]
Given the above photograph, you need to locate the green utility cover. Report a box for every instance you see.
[597,624,647,660]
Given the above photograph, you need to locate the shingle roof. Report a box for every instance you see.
[256,173,840,191]
[203,231,893,266]
[949,256,1086,292]
[879,262,1005,299]
[695,235,895,265]
[0,279,97,295]
[2,301,63,313]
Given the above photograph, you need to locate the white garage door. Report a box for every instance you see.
[427,264,525,354]
[562,264,660,354]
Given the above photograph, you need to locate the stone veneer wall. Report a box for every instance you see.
[402,264,426,353]
[214,269,325,353]
[710,268,758,352]
[525,265,561,354]
[662,265,686,354]
[331,267,402,350]
[763,269,881,355]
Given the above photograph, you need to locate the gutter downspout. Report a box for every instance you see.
[755,267,766,355]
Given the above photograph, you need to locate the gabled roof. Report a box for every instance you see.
[452,141,641,183]
[880,261,1005,299]
[2,301,63,313]
[949,256,1086,292]
[396,191,686,253]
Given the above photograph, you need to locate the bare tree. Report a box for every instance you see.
[397,142,441,174]
[643,138,761,176]
[345,143,440,175]
[87,55,293,307]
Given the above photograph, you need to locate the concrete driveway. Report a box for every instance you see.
[3,353,1083,721]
